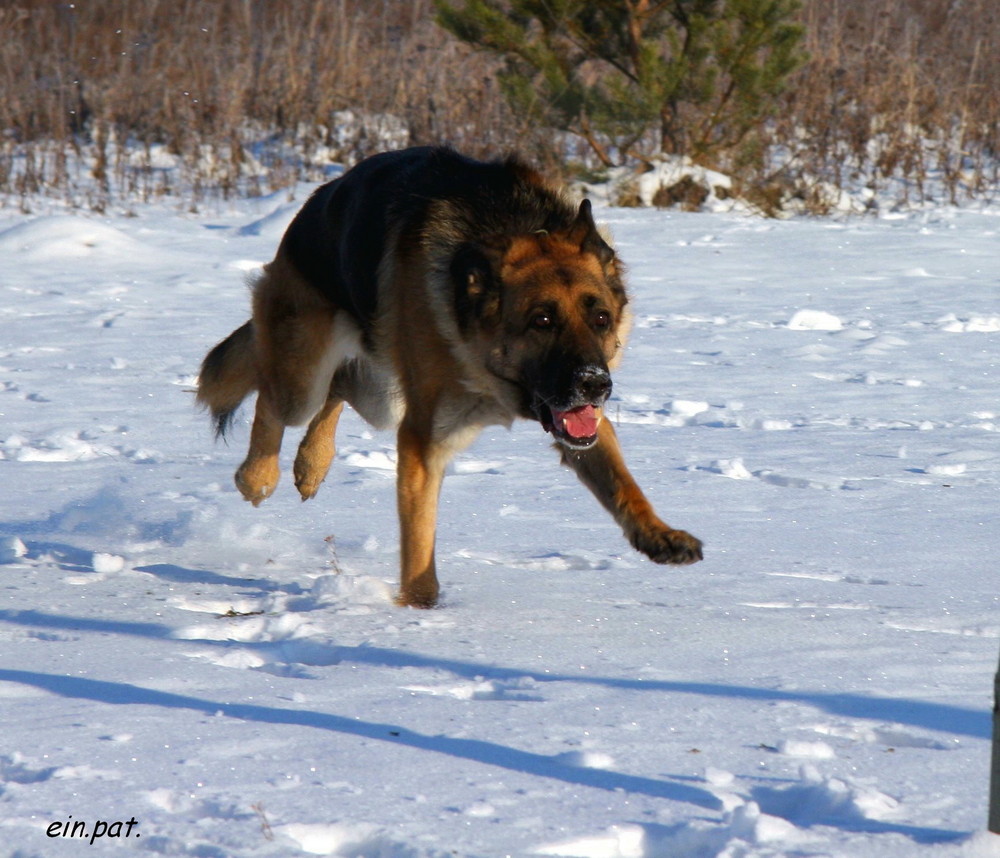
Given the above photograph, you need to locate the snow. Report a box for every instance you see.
[0,189,998,857]
[786,309,844,332]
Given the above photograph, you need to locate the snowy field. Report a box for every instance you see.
[0,184,997,857]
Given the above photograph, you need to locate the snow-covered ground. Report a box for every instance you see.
[0,186,997,857]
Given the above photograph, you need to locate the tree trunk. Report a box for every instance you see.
[579,115,616,168]
[659,102,679,156]
[990,644,1000,833]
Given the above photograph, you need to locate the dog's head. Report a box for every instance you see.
[452,200,629,449]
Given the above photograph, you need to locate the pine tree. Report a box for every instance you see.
[436,0,806,168]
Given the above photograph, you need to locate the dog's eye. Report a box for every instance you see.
[531,312,554,330]
[593,311,611,330]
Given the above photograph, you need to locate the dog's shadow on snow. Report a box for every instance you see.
[0,606,987,744]
[0,661,973,844]
[0,666,719,812]
[336,645,990,741]
[0,606,984,843]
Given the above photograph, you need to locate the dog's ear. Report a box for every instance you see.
[568,199,615,267]
[451,242,503,331]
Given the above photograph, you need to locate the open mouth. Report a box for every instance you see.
[539,403,601,449]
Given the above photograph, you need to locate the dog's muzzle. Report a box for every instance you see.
[536,365,612,450]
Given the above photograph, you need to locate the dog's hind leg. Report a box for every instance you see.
[294,395,345,501]
[234,257,347,505]
[235,395,286,506]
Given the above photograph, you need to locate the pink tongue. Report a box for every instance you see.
[554,404,599,439]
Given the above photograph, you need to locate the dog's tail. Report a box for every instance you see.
[196,321,256,438]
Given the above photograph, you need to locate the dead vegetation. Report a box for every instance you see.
[0,0,995,213]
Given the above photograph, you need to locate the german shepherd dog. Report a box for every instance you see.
[197,147,701,607]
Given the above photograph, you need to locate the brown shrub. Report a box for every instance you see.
[771,0,1000,210]
[0,0,525,208]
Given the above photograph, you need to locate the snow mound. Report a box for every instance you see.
[0,217,144,261]
[0,537,28,563]
[91,552,126,574]
[535,823,645,858]
[579,156,738,213]
[751,765,901,825]
[937,313,1000,333]
[787,309,844,331]
[553,750,617,770]
[236,202,300,240]
[776,738,837,759]
[278,821,430,857]
[308,573,395,608]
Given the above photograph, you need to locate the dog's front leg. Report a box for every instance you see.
[395,415,447,608]
[560,417,702,565]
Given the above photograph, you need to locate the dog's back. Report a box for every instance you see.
[279,147,574,336]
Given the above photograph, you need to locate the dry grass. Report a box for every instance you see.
[0,0,522,210]
[0,0,995,212]
[767,0,1000,211]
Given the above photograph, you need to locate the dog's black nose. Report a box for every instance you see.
[574,365,612,403]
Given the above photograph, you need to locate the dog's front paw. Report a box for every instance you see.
[396,586,440,610]
[630,524,703,565]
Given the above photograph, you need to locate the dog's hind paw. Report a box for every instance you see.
[294,478,323,502]
[235,458,280,506]
[293,457,329,502]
